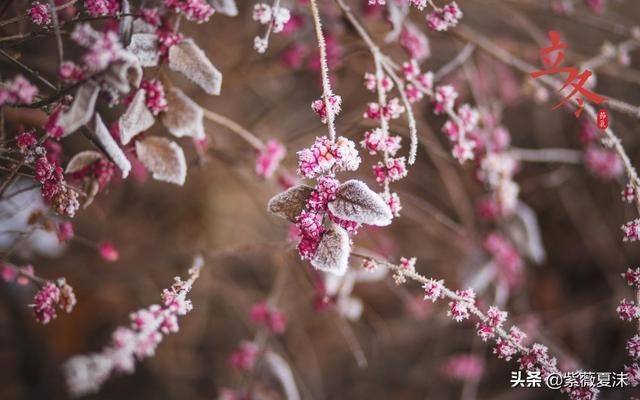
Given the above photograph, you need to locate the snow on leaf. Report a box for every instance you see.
[267,184,313,222]
[209,0,238,16]
[57,81,100,137]
[127,33,159,67]
[503,201,546,265]
[119,89,155,145]
[65,151,103,174]
[311,223,350,276]
[135,137,187,185]
[328,180,392,226]
[94,114,131,178]
[160,87,205,140]
[168,39,222,95]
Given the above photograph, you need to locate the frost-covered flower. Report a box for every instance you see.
[0,75,38,106]
[256,139,286,179]
[297,136,360,178]
[432,85,458,114]
[28,2,51,25]
[427,1,463,32]
[383,192,402,217]
[622,184,636,203]
[84,0,120,17]
[57,222,75,242]
[584,145,623,180]
[423,279,444,302]
[59,61,85,83]
[448,289,476,322]
[622,219,640,242]
[32,282,60,324]
[229,341,259,371]
[627,334,640,359]
[164,0,214,23]
[400,24,430,61]
[99,241,119,262]
[617,299,639,321]
[140,79,168,115]
[311,95,342,124]
[622,268,640,288]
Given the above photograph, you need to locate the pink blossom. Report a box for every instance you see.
[164,0,214,23]
[625,363,640,386]
[477,306,507,341]
[440,354,484,382]
[140,7,161,26]
[484,233,523,288]
[157,29,184,57]
[57,222,75,242]
[447,289,475,322]
[621,184,636,203]
[494,340,518,361]
[255,139,286,179]
[296,211,324,240]
[59,61,85,83]
[0,75,38,106]
[307,175,339,211]
[409,0,427,9]
[584,145,623,180]
[45,109,64,138]
[476,197,501,220]
[622,267,640,288]
[229,341,259,371]
[99,241,119,262]
[311,94,342,124]
[622,219,640,242]
[281,43,309,70]
[405,84,424,103]
[329,212,360,234]
[363,72,393,92]
[627,334,640,359]
[297,136,360,178]
[17,131,37,149]
[518,343,557,376]
[400,24,430,61]
[28,2,51,25]
[385,157,408,182]
[383,192,402,217]
[417,71,434,91]
[32,282,61,324]
[427,1,463,32]
[617,299,639,321]
[1,265,17,282]
[432,85,458,114]
[139,79,168,115]
[298,235,321,259]
[84,0,120,17]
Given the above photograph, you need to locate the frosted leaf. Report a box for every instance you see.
[262,352,300,400]
[119,89,155,145]
[209,0,238,16]
[65,151,103,174]
[160,87,205,140]
[127,33,159,67]
[135,137,187,185]
[267,184,313,222]
[311,223,350,276]
[504,201,546,264]
[102,51,142,95]
[57,81,100,137]
[94,114,131,178]
[132,18,156,34]
[328,180,392,226]
[168,39,222,95]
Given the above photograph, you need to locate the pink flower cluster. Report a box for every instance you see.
[256,139,286,179]
[1,264,33,285]
[311,94,342,124]
[28,1,51,25]
[64,259,203,397]
[622,184,636,204]
[99,241,119,262]
[84,0,120,17]
[477,306,507,341]
[583,145,623,180]
[400,23,430,61]
[373,157,408,184]
[422,279,445,302]
[622,219,640,242]
[439,354,484,382]
[448,288,476,322]
[249,300,287,334]
[297,136,360,179]
[71,23,124,72]
[57,222,75,242]
[363,97,405,120]
[252,3,291,33]
[164,0,214,23]
[0,75,38,106]
[427,1,463,32]
[139,79,168,115]
[483,233,524,289]
[361,128,401,156]
[229,341,259,371]
[32,279,76,324]
[615,270,640,387]
[59,61,86,83]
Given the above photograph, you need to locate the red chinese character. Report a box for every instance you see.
[530,31,605,118]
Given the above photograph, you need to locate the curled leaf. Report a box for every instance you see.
[168,39,222,95]
[94,114,131,178]
[261,352,300,400]
[135,137,187,185]
[311,223,350,276]
[127,33,159,67]
[328,180,392,226]
[209,0,238,16]
[161,87,205,140]
[502,201,546,265]
[65,151,103,174]
[57,81,100,137]
[102,52,142,95]
[267,184,313,222]
[119,89,155,145]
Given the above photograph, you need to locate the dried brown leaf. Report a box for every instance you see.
[119,89,155,145]
[160,87,205,140]
[267,184,314,222]
[328,180,392,226]
[135,137,187,185]
[168,39,222,95]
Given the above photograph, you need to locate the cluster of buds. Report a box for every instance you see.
[31,278,77,325]
[615,268,640,386]
[164,0,214,23]
[252,2,291,53]
[0,75,38,107]
[84,0,121,17]
[27,1,51,25]
[426,1,463,32]
[297,136,360,179]
[249,300,287,334]
[483,233,523,288]
[64,258,203,397]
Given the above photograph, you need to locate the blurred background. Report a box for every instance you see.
[1,0,640,399]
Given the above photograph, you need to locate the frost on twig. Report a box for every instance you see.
[135,137,187,186]
[168,39,222,95]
